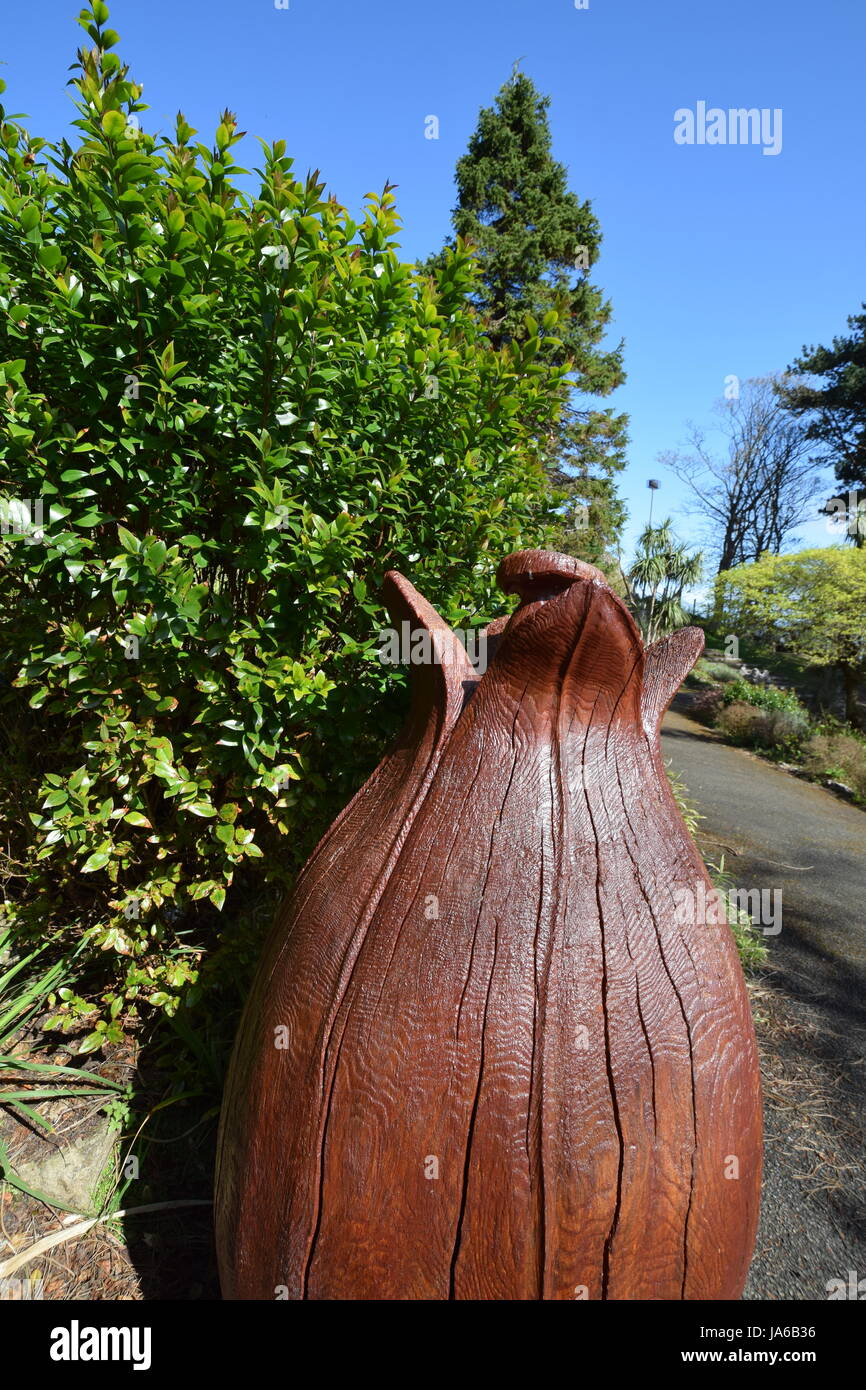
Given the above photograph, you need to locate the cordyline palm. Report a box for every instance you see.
[621,520,703,645]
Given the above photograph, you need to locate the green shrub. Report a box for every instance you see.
[0,6,569,1044]
[801,729,866,800]
[722,678,807,716]
[716,701,765,745]
[700,660,740,684]
[689,688,724,725]
[717,679,810,753]
[758,707,811,749]
[716,700,809,753]
[687,658,739,687]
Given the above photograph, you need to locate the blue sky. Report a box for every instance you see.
[3,0,864,567]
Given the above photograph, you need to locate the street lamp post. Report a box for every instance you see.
[647,478,660,527]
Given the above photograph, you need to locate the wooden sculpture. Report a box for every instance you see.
[214,549,762,1300]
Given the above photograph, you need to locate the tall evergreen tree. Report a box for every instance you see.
[779,306,866,546]
[423,71,628,566]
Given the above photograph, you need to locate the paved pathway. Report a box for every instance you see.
[661,702,866,1302]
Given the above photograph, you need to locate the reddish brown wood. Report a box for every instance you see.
[214,549,762,1300]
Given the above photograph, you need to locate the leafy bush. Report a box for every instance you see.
[686,658,739,689]
[722,678,807,716]
[688,688,724,725]
[699,660,740,684]
[0,6,569,1044]
[715,701,763,745]
[801,729,866,800]
[717,679,811,752]
[716,701,809,752]
[758,708,812,749]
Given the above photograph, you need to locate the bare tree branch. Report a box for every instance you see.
[660,376,827,573]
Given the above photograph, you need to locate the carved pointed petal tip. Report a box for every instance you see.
[641,626,705,736]
[381,570,460,639]
[380,569,477,722]
[497,549,608,604]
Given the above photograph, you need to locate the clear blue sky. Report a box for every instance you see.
[3,0,864,565]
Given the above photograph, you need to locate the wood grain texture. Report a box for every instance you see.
[214,549,762,1300]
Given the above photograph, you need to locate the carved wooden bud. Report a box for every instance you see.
[215,549,762,1299]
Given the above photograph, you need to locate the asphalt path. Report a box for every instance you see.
[661,701,866,1303]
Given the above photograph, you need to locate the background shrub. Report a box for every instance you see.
[716,701,766,746]
[688,688,724,725]
[0,7,569,1045]
[801,729,866,799]
[716,700,809,752]
[758,707,812,749]
[699,660,740,684]
[722,678,808,717]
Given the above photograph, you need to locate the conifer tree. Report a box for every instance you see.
[779,307,866,547]
[424,70,628,565]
